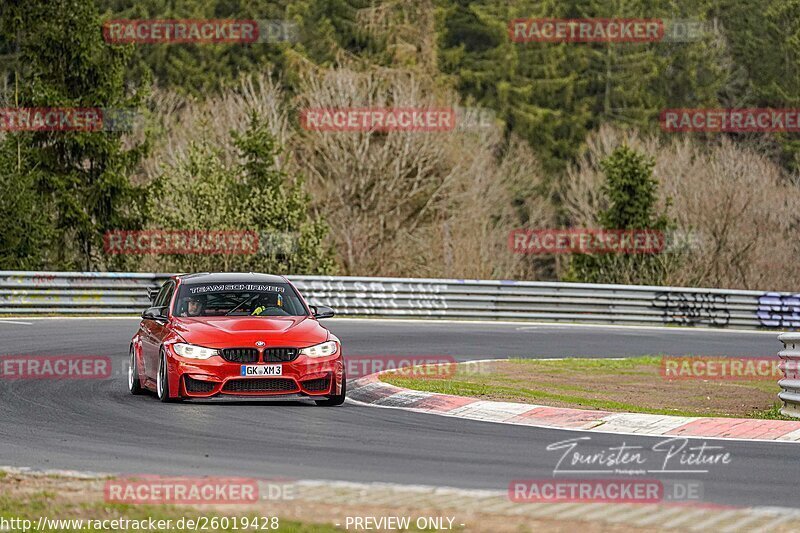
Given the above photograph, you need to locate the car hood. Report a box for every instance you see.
[171,315,329,348]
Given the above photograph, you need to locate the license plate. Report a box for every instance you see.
[241,365,282,376]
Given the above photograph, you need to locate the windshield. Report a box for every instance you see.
[173,282,307,317]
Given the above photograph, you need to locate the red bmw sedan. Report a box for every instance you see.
[128,273,345,405]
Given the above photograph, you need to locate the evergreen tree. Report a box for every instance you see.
[138,113,335,275]
[567,145,676,285]
[439,0,593,175]
[0,147,52,269]
[95,0,381,96]
[0,0,147,270]
[705,0,800,170]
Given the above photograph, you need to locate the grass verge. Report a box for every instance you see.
[380,356,795,419]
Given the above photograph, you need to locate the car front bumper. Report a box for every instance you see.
[165,347,344,399]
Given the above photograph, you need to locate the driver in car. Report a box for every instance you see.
[251,292,283,316]
[181,296,204,317]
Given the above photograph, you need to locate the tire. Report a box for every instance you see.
[315,371,346,406]
[128,345,144,395]
[156,349,176,403]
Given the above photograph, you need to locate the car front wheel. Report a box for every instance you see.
[128,345,144,395]
[315,370,346,406]
[156,349,176,402]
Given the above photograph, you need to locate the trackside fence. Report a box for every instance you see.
[0,271,798,329]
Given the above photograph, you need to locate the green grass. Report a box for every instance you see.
[750,403,798,421]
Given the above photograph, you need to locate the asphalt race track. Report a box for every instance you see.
[0,318,796,509]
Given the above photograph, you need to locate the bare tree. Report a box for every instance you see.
[563,125,800,290]
[295,67,552,278]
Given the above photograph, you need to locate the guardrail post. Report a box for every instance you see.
[778,333,800,418]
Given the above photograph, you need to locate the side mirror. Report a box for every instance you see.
[142,306,168,321]
[310,305,335,319]
[147,287,159,303]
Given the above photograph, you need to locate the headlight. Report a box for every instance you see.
[299,341,339,358]
[173,343,220,359]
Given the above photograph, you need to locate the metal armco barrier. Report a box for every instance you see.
[778,333,800,418]
[0,270,798,329]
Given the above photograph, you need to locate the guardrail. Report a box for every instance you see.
[778,333,800,417]
[0,271,799,329]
